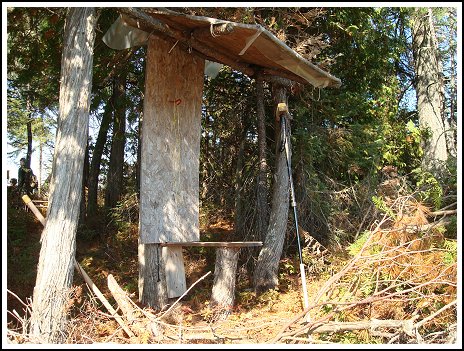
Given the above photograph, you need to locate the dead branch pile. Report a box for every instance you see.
[270,194,457,344]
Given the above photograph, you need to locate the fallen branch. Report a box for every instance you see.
[414,300,456,330]
[107,274,140,323]
[157,270,212,321]
[426,209,457,217]
[307,318,415,336]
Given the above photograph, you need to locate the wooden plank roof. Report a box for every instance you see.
[106,7,341,89]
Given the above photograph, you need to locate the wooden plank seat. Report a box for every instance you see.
[159,241,263,248]
[160,241,262,320]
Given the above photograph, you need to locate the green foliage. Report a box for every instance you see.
[411,168,443,209]
[257,288,280,311]
[347,230,370,256]
[372,195,396,219]
[442,239,457,264]
[108,193,139,228]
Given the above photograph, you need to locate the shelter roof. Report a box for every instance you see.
[106,8,341,88]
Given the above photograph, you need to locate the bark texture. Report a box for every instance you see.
[255,78,270,241]
[138,242,168,310]
[211,247,240,320]
[253,83,290,293]
[29,7,97,343]
[105,73,127,209]
[87,101,112,219]
[411,7,448,173]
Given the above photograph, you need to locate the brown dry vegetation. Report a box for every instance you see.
[6,190,458,345]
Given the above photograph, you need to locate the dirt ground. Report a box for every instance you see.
[6,202,324,344]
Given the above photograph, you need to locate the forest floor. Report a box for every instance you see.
[5,193,459,345]
[5,198,342,345]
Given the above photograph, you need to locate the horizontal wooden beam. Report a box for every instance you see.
[159,241,263,248]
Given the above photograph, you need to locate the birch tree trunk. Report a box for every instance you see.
[29,7,97,343]
[253,82,290,293]
[411,7,448,174]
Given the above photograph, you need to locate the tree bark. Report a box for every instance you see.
[211,247,240,321]
[87,101,113,220]
[138,242,168,310]
[79,143,89,224]
[105,72,127,209]
[411,7,448,174]
[255,78,270,241]
[26,97,33,168]
[29,7,97,343]
[234,114,246,239]
[253,82,290,294]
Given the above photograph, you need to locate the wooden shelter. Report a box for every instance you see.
[103,7,341,305]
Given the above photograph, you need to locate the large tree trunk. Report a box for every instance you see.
[29,7,97,343]
[253,82,290,294]
[255,78,270,241]
[411,7,448,173]
[105,72,127,209]
[444,8,457,158]
[87,101,113,220]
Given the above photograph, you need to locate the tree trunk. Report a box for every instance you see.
[29,7,97,343]
[201,113,212,201]
[38,142,43,196]
[105,72,127,209]
[411,7,448,173]
[87,99,113,220]
[253,82,290,294]
[210,247,240,321]
[138,242,168,310]
[445,9,457,157]
[79,143,89,224]
[255,78,270,241]
[234,115,246,239]
[26,97,33,168]
[136,111,142,199]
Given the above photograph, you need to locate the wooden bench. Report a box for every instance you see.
[159,241,262,320]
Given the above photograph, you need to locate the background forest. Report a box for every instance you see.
[5,6,459,345]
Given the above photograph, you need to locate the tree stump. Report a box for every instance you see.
[210,247,240,321]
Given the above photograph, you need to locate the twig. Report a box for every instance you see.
[414,300,457,329]
[7,289,30,308]
[157,270,212,320]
